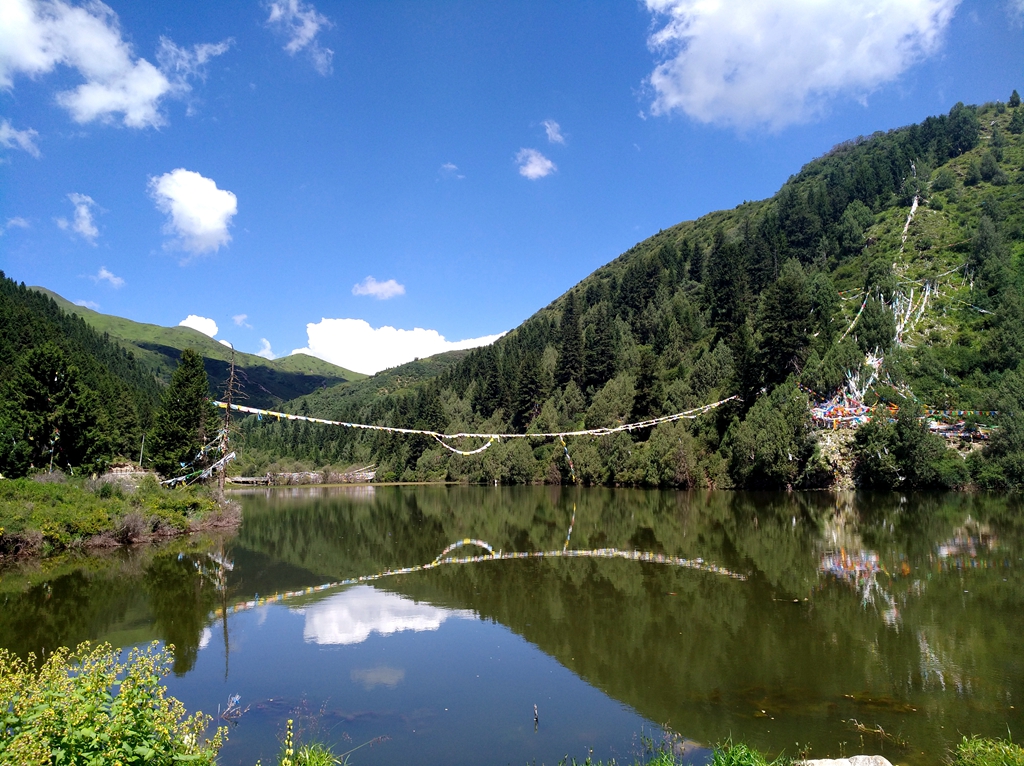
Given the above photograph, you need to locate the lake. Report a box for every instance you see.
[1,486,1022,765]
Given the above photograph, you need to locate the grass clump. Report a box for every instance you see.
[952,735,1024,766]
[0,641,224,765]
[711,741,791,766]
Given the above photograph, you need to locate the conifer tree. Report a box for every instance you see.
[555,290,584,388]
[149,349,218,478]
[4,343,103,473]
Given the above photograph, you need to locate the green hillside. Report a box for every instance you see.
[32,288,365,408]
[238,95,1024,490]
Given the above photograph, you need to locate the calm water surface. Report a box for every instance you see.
[1,487,1023,765]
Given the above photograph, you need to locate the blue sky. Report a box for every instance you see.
[2,0,1022,374]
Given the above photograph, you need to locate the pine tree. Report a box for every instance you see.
[583,303,616,392]
[1010,89,1021,108]
[149,349,218,478]
[757,261,812,385]
[555,290,584,388]
[5,343,103,473]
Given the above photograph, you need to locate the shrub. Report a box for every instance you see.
[0,641,224,765]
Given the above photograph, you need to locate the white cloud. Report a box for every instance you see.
[232,313,251,327]
[56,192,98,243]
[644,0,961,130]
[352,276,405,300]
[0,0,230,128]
[0,119,40,157]
[155,36,232,82]
[179,314,218,337]
[74,298,99,309]
[218,338,232,348]
[297,586,472,646]
[292,317,505,375]
[256,338,275,359]
[1,217,30,234]
[542,119,565,144]
[90,265,123,287]
[516,148,556,179]
[266,0,334,75]
[440,161,464,179]
[149,168,237,255]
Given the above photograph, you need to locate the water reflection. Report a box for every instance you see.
[0,487,1021,765]
[298,586,472,645]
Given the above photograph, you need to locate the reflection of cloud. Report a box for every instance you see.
[199,627,212,649]
[351,665,405,689]
[298,585,472,645]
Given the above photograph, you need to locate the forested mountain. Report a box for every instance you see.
[0,275,162,474]
[239,94,1024,490]
[33,287,364,409]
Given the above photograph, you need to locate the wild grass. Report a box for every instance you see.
[952,735,1024,766]
[0,474,233,557]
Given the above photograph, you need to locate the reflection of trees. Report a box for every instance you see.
[233,486,1024,760]
[0,540,228,675]
[143,553,222,674]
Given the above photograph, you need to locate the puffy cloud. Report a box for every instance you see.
[0,0,230,128]
[149,168,237,255]
[74,298,99,309]
[1,217,30,234]
[232,313,251,327]
[352,276,405,300]
[292,317,505,375]
[90,266,123,287]
[178,314,218,337]
[55,192,98,243]
[644,0,961,130]
[256,338,275,359]
[516,148,556,179]
[266,0,334,75]
[0,119,40,157]
[542,119,565,144]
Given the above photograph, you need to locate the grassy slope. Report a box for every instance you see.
[283,349,471,416]
[32,288,366,407]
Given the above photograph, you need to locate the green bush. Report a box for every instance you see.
[0,641,224,765]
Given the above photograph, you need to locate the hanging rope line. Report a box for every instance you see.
[210,537,746,619]
[214,396,738,455]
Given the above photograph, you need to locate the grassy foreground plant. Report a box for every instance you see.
[953,735,1024,766]
[0,641,224,765]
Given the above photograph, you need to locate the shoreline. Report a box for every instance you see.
[0,475,241,561]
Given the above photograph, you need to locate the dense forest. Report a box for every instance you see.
[235,94,1024,491]
[0,276,161,476]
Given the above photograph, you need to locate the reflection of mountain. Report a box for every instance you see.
[297,585,471,645]
[231,486,1024,761]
